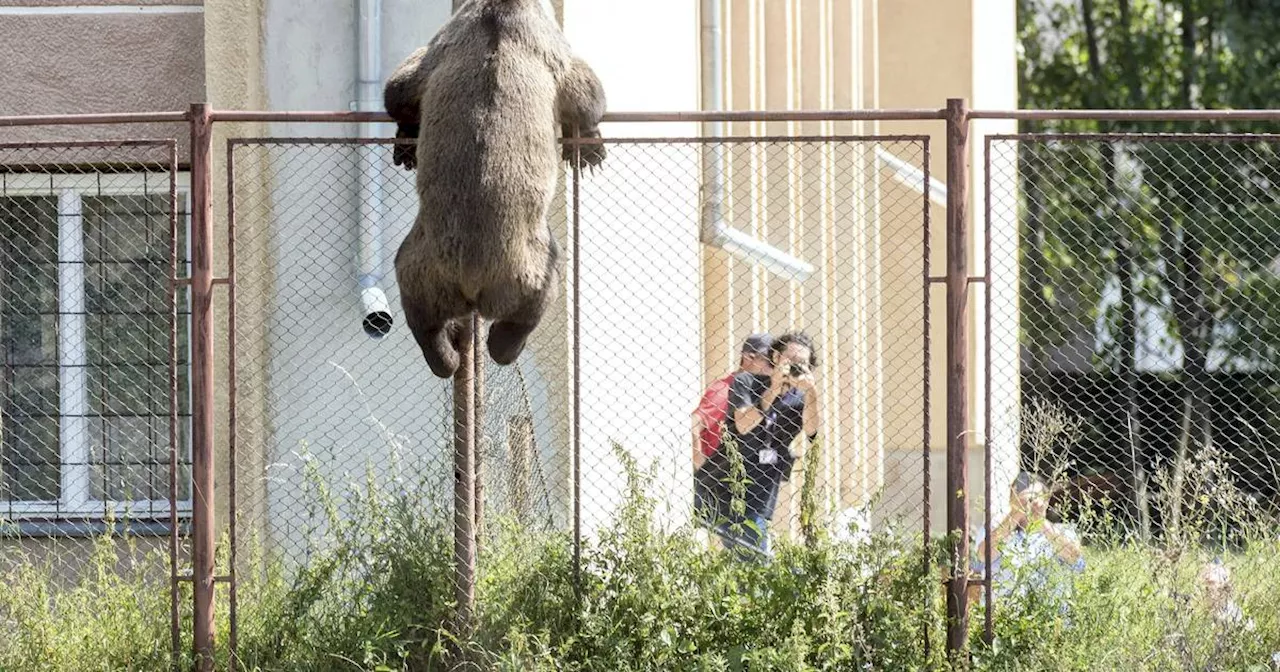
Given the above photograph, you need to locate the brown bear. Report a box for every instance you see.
[383,0,607,379]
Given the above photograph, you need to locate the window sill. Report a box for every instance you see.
[0,518,190,539]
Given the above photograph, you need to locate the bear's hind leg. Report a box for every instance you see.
[487,315,540,366]
[403,297,470,379]
[486,286,550,365]
[483,243,562,366]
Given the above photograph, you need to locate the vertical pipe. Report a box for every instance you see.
[982,135,994,646]
[453,317,477,637]
[188,102,217,672]
[226,139,241,671]
[944,98,971,660]
[699,0,726,242]
[357,0,393,338]
[167,140,181,670]
[920,136,933,658]
[697,0,814,280]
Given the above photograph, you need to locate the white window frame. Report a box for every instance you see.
[0,171,193,520]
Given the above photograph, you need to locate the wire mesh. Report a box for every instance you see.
[571,136,933,556]
[0,140,189,600]
[983,132,1280,642]
[220,131,934,651]
[225,138,572,649]
[14,112,1280,665]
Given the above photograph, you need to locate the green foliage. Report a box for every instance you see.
[0,526,186,672]
[1016,0,1280,542]
[4,445,1280,671]
[1017,0,1280,371]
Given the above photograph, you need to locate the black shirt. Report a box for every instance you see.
[704,371,813,520]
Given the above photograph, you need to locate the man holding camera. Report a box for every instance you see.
[702,330,822,559]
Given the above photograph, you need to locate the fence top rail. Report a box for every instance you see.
[972,109,1280,121]
[0,108,948,127]
[209,109,949,123]
[225,133,932,147]
[987,131,1280,143]
[11,107,1280,128]
[0,112,191,127]
[0,138,178,150]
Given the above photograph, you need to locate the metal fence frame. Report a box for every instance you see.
[8,101,1280,670]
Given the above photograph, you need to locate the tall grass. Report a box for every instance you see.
[4,435,1280,671]
[0,524,185,672]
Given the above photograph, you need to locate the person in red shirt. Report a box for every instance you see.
[690,333,774,528]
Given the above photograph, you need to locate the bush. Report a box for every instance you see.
[4,442,1280,671]
[230,443,950,671]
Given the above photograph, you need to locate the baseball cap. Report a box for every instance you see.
[741,333,774,356]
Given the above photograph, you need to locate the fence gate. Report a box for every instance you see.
[210,111,951,668]
[0,134,191,664]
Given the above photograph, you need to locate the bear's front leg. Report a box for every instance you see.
[557,56,608,170]
[392,123,420,171]
[561,124,606,172]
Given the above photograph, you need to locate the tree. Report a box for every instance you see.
[1017,0,1280,540]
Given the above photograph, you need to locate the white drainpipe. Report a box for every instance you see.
[699,0,815,282]
[357,0,393,338]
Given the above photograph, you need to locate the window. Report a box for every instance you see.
[0,172,192,526]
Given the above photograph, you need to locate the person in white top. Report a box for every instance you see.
[970,471,1086,608]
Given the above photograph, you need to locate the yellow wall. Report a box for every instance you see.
[706,0,1018,535]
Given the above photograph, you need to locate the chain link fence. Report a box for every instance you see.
[221,130,936,659]
[983,131,1280,648]
[0,139,190,655]
[571,136,934,549]
[14,109,1280,667]
[226,136,568,608]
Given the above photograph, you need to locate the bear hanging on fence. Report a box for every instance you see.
[383,0,608,379]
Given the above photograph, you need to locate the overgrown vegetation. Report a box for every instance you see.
[4,434,1280,671]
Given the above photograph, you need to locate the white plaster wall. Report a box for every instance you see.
[970,0,1020,532]
[561,0,703,537]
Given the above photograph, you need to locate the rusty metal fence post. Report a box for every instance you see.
[453,316,478,640]
[188,102,218,672]
[474,324,485,556]
[945,97,972,660]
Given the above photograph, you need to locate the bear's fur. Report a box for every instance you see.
[384,0,607,378]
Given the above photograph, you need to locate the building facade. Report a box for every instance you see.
[0,0,1018,569]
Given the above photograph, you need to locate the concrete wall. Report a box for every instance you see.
[0,0,1020,559]
[219,0,1019,546]
[0,0,270,575]
[0,2,204,148]
[971,0,1021,531]
[248,0,472,558]
[198,0,271,560]
[701,0,1020,538]
[244,0,583,557]
[244,0,705,546]
[707,0,916,539]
